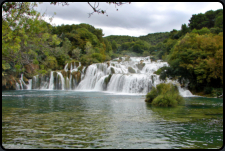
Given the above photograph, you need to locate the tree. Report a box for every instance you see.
[160,32,223,92]
[180,24,189,36]
[50,2,131,17]
[215,14,223,28]
[188,13,207,30]
[111,40,118,52]
[72,47,81,60]
[188,9,223,30]
[85,41,94,55]
[133,44,143,54]
[2,2,60,75]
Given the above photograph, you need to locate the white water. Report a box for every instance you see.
[57,72,65,90]
[48,71,54,90]
[16,56,195,97]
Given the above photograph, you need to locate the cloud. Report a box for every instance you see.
[35,2,223,37]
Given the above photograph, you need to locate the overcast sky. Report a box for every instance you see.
[35,2,223,37]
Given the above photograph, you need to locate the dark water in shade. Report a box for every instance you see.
[2,90,223,149]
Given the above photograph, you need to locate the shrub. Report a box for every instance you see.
[92,53,104,62]
[154,68,162,75]
[145,83,184,107]
[145,87,158,103]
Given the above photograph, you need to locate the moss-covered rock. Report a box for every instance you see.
[71,71,81,84]
[103,74,112,90]
[110,67,115,74]
[106,61,110,67]
[128,67,136,73]
[124,55,130,61]
[136,62,145,70]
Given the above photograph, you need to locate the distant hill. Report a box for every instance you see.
[104,35,139,45]
[104,32,170,46]
[139,32,170,45]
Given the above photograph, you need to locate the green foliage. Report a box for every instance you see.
[161,32,223,92]
[45,56,58,70]
[139,32,170,45]
[143,51,150,56]
[191,27,210,35]
[104,35,138,45]
[91,53,105,62]
[72,47,81,60]
[145,83,184,107]
[145,87,158,103]
[188,9,223,30]
[2,2,63,78]
[111,40,118,52]
[154,68,162,75]
[85,41,94,55]
[215,14,223,28]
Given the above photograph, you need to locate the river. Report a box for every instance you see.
[2,90,223,149]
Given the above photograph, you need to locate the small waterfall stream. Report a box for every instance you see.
[16,56,194,97]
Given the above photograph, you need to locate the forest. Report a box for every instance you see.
[2,2,223,97]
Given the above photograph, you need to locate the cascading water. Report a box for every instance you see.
[16,56,195,97]
[48,71,54,90]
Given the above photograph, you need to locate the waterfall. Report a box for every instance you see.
[15,57,195,97]
[27,79,32,90]
[16,74,32,90]
[16,82,20,90]
[57,72,65,90]
[64,63,68,72]
[48,71,54,90]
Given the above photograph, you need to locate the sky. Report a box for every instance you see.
[35,2,223,37]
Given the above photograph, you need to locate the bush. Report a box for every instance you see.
[154,68,162,75]
[145,83,184,107]
[145,87,158,103]
[92,53,104,62]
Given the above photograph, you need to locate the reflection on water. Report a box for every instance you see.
[2,90,223,149]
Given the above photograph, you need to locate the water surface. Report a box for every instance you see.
[2,90,223,149]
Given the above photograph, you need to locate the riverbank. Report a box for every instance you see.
[191,91,223,98]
